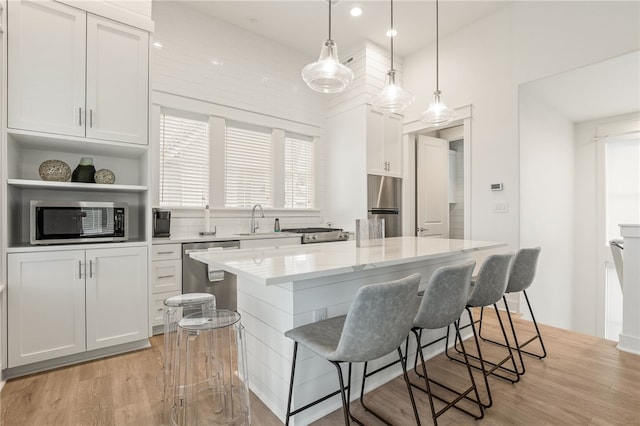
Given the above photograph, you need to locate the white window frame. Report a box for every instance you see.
[152,92,323,218]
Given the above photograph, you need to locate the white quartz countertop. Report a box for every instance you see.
[190,237,505,285]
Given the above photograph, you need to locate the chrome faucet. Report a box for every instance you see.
[250,204,264,233]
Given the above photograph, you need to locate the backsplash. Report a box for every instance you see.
[168,213,325,238]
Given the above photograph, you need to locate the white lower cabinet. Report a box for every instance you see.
[8,246,148,367]
[86,247,148,351]
[150,244,182,331]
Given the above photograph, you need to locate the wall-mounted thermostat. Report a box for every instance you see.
[490,183,503,191]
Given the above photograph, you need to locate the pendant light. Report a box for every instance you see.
[421,0,455,125]
[371,0,414,113]
[302,0,354,93]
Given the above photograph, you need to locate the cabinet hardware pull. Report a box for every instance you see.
[157,275,174,279]
[89,260,93,278]
[78,260,83,279]
[157,251,174,255]
[79,107,82,126]
[157,308,164,312]
[89,109,93,128]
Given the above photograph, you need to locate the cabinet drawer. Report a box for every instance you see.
[150,290,180,329]
[151,259,182,293]
[152,244,182,261]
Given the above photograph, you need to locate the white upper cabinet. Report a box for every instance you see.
[366,108,402,177]
[8,0,86,137]
[86,15,148,144]
[8,0,149,145]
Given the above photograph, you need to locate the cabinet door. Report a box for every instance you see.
[384,114,402,177]
[86,15,149,145]
[8,0,86,136]
[8,251,86,367]
[366,108,385,175]
[85,247,148,350]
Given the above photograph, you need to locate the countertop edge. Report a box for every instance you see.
[190,239,506,286]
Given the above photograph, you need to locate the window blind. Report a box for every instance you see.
[225,123,273,208]
[159,113,209,207]
[284,134,314,208]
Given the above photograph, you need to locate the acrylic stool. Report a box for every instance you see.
[163,293,216,418]
[171,309,250,426]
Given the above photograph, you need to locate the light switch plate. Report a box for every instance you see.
[494,202,509,213]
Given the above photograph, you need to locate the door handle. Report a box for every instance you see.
[417,227,430,232]
[89,109,93,128]
[78,260,83,279]
[79,107,83,126]
[89,260,93,278]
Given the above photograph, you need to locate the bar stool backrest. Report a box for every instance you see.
[333,273,421,362]
[467,253,514,307]
[413,261,476,330]
[506,247,541,293]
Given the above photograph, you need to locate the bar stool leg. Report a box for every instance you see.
[285,343,298,426]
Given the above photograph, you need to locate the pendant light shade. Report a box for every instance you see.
[371,70,415,114]
[421,0,455,126]
[302,1,354,93]
[371,0,414,113]
[421,90,455,125]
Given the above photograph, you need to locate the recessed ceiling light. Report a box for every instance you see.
[386,29,397,37]
[350,7,363,17]
[152,41,163,49]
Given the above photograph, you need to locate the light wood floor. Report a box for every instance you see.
[1,310,639,425]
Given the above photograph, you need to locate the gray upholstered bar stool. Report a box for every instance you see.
[479,247,545,375]
[284,273,422,426]
[162,293,216,417]
[409,261,483,425]
[446,252,517,408]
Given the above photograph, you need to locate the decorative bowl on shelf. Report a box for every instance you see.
[94,168,116,184]
[38,159,71,182]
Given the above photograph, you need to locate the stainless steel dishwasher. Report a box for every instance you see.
[182,240,241,310]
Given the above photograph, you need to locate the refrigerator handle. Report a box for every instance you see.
[368,208,399,215]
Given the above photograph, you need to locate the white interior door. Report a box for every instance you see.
[416,135,449,238]
[596,124,640,340]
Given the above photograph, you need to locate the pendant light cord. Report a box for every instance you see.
[328,0,332,41]
[435,0,440,91]
[390,0,395,71]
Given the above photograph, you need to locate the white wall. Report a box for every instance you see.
[151,2,330,234]
[519,90,575,329]
[402,1,640,330]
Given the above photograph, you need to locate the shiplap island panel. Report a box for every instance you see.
[190,237,504,424]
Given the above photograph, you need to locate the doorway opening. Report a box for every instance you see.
[415,128,465,239]
[402,105,472,240]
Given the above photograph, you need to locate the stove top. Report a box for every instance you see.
[281,227,341,233]
[281,227,349,243]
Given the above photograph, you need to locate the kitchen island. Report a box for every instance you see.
[190,237,504,424]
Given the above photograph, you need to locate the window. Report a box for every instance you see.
[285,134,314,208]
[159,112,209,207]
[225,122,273,208]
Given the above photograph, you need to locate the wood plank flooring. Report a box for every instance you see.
[1,309,639,425]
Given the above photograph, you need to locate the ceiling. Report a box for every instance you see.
[521,50,640,123]
[183,1,509,58]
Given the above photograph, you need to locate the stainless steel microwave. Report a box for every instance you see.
[30,201,128,245]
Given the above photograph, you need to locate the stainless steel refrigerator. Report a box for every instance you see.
[367,174,402,237]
